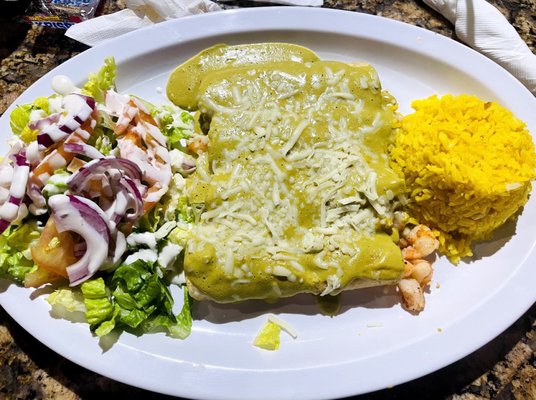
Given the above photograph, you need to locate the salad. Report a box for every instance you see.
[1,58,197,339]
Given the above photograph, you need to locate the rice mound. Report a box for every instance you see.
[390,94,536,263]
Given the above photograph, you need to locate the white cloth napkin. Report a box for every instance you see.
[65,0,322,47]
[424,0,536,95]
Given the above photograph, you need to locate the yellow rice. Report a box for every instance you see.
[390,94,536,263]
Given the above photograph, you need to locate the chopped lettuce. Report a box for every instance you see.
[42,169,71,198]
[79,260,192,339]
[140,288,192,339]
[9,104,32,136]
[152,104,194,151]
[87,122,116,156]
[253,315,297,350]
[82,57,116,103]
[9,96,51,143]
[47,288,87,323]
[137,174,193,232]
[253,320,281,351]
[168,223,191,248]
[93,131,114,155]
[0,222,40,283]
[19,126,38,144]
[81,278,118,336]
[33,97,50,114]
[47,288,86,313]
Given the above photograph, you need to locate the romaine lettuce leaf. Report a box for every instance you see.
[47,288,86,313]
[79,260,192,339]
[82,57,117,103]
[9,104,32,136]
[139,288,192,339]
[42,169,71,198]
[46,288,87,323]
[253,320,281,351]
[81,278,115,323]
[0,222,40,283]
[137,174,193,232]
[9,96,51,143]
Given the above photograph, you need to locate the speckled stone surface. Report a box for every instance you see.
[0,1,535,399]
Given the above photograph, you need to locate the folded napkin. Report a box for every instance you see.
[65,0,221,46]
[424,0,536,95]
[65,0,323,47]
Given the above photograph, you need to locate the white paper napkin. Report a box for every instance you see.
[424,0,536,95]
[65,0,221,47]
[65,0,323,47]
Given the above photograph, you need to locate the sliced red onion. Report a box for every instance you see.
[8,195,22,206]
[105,175,144,226]
[27,183,47,216]
[66,157,147,231]
[67,156,143,194]
[30,126,93,189]
[0,152,30,234]
[26,141,44,167]
[107,179,128,227]
[49,194,111,286]
[37,94,96,149]
[122,176,144,219]
[63,143,104,159]
[0,159,13,188]
[28,113,60,131]
[77,94,96,110]
[37,134,55,149]
[74,241,87,257]
[13,153,29,167]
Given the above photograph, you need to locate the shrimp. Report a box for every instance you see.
[399,258,434,312]
[403,259,433,285]
[411,259,433,287]
[398,278,425,312]
[401,224,439,260]
[398,224,437,312]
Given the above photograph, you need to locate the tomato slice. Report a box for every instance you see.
[24,266,62,288]
[31,217,79,278]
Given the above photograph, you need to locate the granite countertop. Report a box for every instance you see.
[0,1,535,399]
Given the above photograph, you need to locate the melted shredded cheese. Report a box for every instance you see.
[185,61,403,295]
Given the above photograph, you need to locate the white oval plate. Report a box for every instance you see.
[1,7,535,400]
